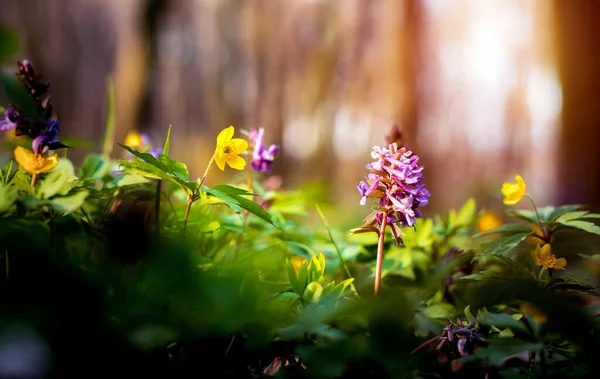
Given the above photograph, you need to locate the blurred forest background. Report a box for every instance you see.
[1,0,599,217]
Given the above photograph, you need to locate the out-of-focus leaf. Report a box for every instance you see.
[0,182,17,214]
[0,26,19,63]
[478,233,530,256]
[50,190,89,214]
[474,223,532,237]
[557,220,600,236]
[80,154,109,181]
[303,281,323,303]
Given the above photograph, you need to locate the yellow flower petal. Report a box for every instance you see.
[13,146,35,170]
[477,210,503,233]
[554,257,567,270]
[216,126,235,145]
[40,154,59,172]
[214,152,226,171]
[520,302,547,325]
[13,147,59,175]
[124,131,143,148]
[228,138,249,154]
[533,244,544,266]
[227,155,246,170]
[501,174,526,205]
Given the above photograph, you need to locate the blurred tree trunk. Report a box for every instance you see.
[553,0,600,210]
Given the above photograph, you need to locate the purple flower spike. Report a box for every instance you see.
[0,108,21,131]
[249,127,279,173]
[32,120,69,154]
[354,141,430,243]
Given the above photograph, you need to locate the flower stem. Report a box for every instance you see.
[182,196,194,236]
[537,267,545,281]
[196,154,216,191]
[374,212,389,296]
[526,194,547,238]
[30,173,37,188]
[233,170,253,260]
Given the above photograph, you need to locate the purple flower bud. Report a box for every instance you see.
[249,127,279,173]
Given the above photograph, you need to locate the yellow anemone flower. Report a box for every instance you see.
[520,301,548,325]
[501,174,526,205]
[477,210,503,233]
[14,146,58,175]
[124,130,143,148]
[533,244,567,270]
[214,126,248,171]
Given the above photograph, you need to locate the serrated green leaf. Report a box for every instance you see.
[479,232,530,256]
[558,220,600,236]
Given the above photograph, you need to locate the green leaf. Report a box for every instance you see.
[206,187,274,226]
[454,198,476,227]
[460,339,542,365]
[506,209,540,225]
[109,174,150,187]
[477,312,529,334]
[163,125,172,156]
[556,211,592,222]
[80,154,109,180]
[578,254,600,265]
[328,278,355,299]
[119,159,195,195]
[479,232,530,256]
[558,220,600,236]
[0,182,17,214]
[309,252,326,283]
[546,204,583,221]
[423,304,454,319]
[464,305,476,322]
[474,223,532,237]
[272,291,301,307]
[38,168,71,199]
[0,26,19,63]
[460,270,501,281]
[303,281,324,303]
[50,190,89,214]
[286,258,307,296]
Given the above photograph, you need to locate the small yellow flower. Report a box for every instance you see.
[520,301,547,325]
[477,210,503,233]
[124,131,143,148]
[502,174,526,205]
[533,244,567,270]
[214,126,248,171]
[13,146,58,175]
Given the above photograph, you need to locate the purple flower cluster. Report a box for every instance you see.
[0,60,68,154]
[357,142,430,230]
[249,127,279,173]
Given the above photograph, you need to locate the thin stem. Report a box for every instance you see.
[196,154,216,191]
[155,179,162,236]
[233,170,253,260]
[538,267,545,281]
[374,212,389,296]
[183,196,194,236]
[526,194,547,238]
[30,173,37,188]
